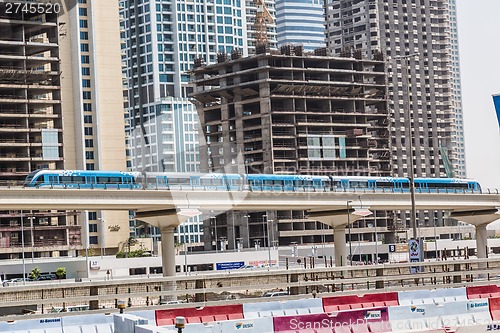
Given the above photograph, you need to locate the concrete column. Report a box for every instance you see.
[334,224,347,267]
[161,226,176,302]
[476,224,488,259]
[161,226,176,277]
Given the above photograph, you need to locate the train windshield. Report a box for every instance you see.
[23,171,39,186]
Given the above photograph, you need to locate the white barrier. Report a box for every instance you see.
[129,310,156,322]
[62,313,114,333]
[0,318,63,333]
[161,316,274,333]
[136,326,177,333]
[243,298,323,318]
[388,299,492,332]
[398,288,467,306]
[114,314,149,333]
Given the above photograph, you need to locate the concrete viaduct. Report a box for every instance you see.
[0,187,498,280]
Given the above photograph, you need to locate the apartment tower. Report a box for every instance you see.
[0,2,82,259]
[120,0,278,244]
[325,0,466,234]
[275,0,326,52]
[59,0,130,254]
[192,51,391,251]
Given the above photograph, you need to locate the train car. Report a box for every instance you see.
[144,172,242,190]
[414,177,481,192]
[23,170,141,189]
[245,174,331,191]
[328,176,410,191]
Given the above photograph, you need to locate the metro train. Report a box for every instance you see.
[23,169,482,193]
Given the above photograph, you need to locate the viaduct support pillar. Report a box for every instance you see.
[476,224,488,259]
[334,224,347,267]
[136,209,200,302]
[310,208,373,267]
[160,226,176,277]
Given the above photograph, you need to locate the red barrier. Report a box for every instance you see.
[322,292,398,312]
[467,285,500,299]
[489,296,500,320]
[155,304,243,326]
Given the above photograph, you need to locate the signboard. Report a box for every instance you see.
[493,94,500,129]
[409,239,421,273]
[216,261,244,270]
[89,260,100,270]
[389,244,396,253]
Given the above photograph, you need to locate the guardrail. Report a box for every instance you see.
[1,258,500,319]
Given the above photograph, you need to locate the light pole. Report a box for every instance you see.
[27,216,35,263]
[347,201,353,265]
[263,214,271,267]
[20,211,26,284]
[374,219,379,264]
[97,217,106,258]
[231,213,236,251]
[433,217,439,260]
[210,216,217,253]
[394,52,420,261]
[243,214,250,248]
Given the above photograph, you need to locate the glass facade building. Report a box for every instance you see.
[120,0,277,243]
[276,0,325,52]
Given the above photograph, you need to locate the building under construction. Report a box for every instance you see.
[191,48,394,252]
[0,4,82,260]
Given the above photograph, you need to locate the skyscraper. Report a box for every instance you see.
[120,0,265,243]
[0,2,82,259]
[192,51,390,248]
[59,0,130,254]
[325,0,466,230]
[275,0,326,52]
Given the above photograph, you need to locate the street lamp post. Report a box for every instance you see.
[20,211,26,284]
[347,201,353,265]
[210,216,217,253]
[263,214,272,267]
[27,217,35,263]
[243,214,250,248]
[231,213,236,251]
[394,52,420,262]
[374,220,379,264]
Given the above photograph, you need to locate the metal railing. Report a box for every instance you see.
[1,257,500,319]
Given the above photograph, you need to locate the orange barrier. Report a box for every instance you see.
[155,304,243,326]
[489,296,500,320]
[466,285,500,299]
[322,292,399,312]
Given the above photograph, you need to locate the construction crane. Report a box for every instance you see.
[254,0,273,50]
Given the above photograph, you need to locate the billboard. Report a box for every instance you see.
[493,94,500,129]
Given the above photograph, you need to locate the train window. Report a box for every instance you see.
[60,176,71,182]
[172,177,190,185]
[73,176,84,183]
[426,183,468,189]
[376,181,394,188]
[350,181,368,188]
[96,177,109,183]
[264,180,274,186]
[109,177,121,183]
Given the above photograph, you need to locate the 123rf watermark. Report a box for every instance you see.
[0,0,72,17]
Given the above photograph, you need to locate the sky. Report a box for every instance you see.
[457,0,500,189]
